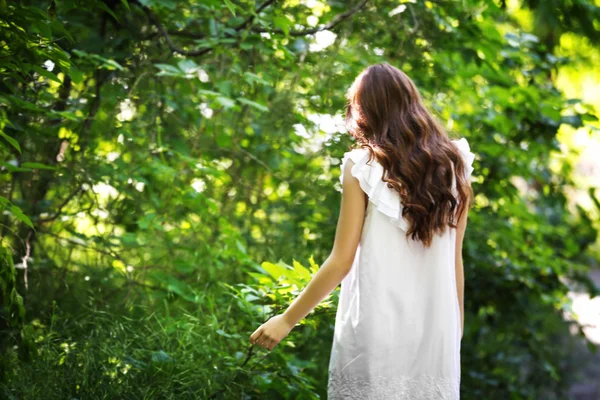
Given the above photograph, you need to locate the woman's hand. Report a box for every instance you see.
[249,314,295,351]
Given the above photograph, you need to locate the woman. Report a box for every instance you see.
[250,63,475,399]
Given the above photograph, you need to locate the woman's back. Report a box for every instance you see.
[327,138,475,400]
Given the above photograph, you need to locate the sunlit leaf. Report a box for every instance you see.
[0,131,21,153]
[237,98,269,112]
[223,0,236,16]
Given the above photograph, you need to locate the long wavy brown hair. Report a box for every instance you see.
[345,63,474,247]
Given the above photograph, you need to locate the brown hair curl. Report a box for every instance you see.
[345,63,474,247]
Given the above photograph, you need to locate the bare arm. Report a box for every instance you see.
[250,159,367,350]
[455,200,469,339]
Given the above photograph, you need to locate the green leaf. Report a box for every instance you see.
[155,63,182,76]
[155,0,177,10]
[243,72,271,86]
[240,41,254,50]
[5,96,43,112]
[561,115,583,128]
[292,259,311,280]
[223,0,236,16]
[96,2,120,22]
[209,18,217,36]
[33,20,52,39]
[50,18,74,42]
[9,204,33,229]
[30,65,62,83]
[21,162,57,170]
[177,59,198,73]
[260,261,289,280]
[216,96,236,109]
[71,49,88,58]
[49,110,82,121]
[216,329,235,338]
[0,161,31,172]
[308,255,319,274]
[198,89,222,97]
[238,98,269,112]
[121,0,131,11]
[581,113,598,122]
[273,15,290,36]
[69,66,84,84]
[73,50,124,71]
[0,131,21,153]
[103,59,125,71]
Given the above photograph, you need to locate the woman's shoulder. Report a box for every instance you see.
[339,147,380,185]
[338,146,409,231]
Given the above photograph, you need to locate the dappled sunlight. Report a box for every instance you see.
[308,30,337,52]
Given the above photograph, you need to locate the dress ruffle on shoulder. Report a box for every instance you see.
[339,138,475,232]
[340,147,409,232]
[451,137,475,179]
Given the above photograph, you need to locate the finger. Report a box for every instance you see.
[258,334,269,347]
[258,334,271,348]
[264,338,274,350]
[250,329,258,343]
[268,339,278,351]
[250,328,263,344]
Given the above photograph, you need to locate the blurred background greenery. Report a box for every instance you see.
[1,0,600,398]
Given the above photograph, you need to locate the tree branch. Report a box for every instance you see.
[37,230,123,260]
[166,0,277,40]
[135,0,278,57]
[38,186,83,224]
[253,0,369,36]
[138,0,368,57]
[138,3,213,57]
[235,0,277,32]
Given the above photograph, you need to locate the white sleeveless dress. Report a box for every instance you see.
[327,138,475,400]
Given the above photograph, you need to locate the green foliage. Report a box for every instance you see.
[0,240,27,381]
[0,242,25,330]
[1,0,599,398]
[2,260,328,399]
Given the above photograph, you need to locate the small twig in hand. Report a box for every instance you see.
[240,342,255,368]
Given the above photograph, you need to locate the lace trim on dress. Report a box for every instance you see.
[327,371,460,400]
